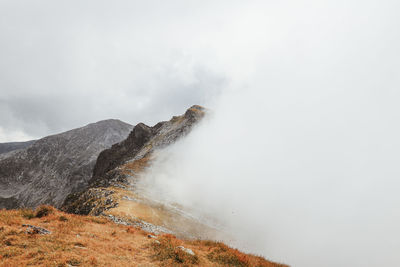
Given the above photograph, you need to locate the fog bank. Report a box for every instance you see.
[141,86,400,266]
[139,0,400,265]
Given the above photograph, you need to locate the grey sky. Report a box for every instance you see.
[0,0,232,141]
[1,1,399,142]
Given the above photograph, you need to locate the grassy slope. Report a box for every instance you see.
[0,206,287,267]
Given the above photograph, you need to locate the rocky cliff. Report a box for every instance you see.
[91,104,205,187]
[0,119,132,209]
[61,106,210,238]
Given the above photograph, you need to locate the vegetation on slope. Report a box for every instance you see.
[0,206,287,267]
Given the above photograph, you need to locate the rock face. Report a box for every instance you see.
[0,119,132,209]
[62,105,206,216]
[0,140,36,155]
[91,105,205,188]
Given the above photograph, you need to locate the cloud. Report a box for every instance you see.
[140,84,400,266]
[0,0,231,141]
[136,1,400,266]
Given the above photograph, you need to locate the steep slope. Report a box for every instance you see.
[0,140,36,155]
[0,120,132,209]
[62,106,217,238]
[92,105,205,185]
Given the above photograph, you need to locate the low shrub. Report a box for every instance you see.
[35,206,53,218]
[58,216,68,222]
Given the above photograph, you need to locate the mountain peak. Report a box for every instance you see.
[88,119,132,127]
[0,119,133,209]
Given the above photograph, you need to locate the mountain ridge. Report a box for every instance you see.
[62,105,206,217]
[0,119,133,209]
[0,140,36,155]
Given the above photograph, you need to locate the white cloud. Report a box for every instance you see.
[137,1,400,266]
[0,127,34,142]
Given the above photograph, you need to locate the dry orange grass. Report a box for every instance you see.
[120,155,151,176]
[149,234,288,267]
[105,189,223,241]
[0,206,287,267]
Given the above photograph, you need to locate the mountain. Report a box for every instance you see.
[0,140,36,155]
[0,119,132,209]
[0,106,288,266]
[62,106,222,239]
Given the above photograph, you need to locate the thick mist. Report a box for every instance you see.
[138,1,400,266]
[140,86,400,267]
[141,85,400,266]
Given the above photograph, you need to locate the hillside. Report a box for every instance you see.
[0,120,133,209]
[61,106,219,240]
[0,141,36,155]
[0,206,287,267]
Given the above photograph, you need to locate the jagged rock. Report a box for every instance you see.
[106,214,130,226]
[90,123,157,185]
[0,120,132,209]
[177,246,195,256]
[22,224,51,235]
[91,105,204,188]
[62,188,117,215]
[105,214,173,235]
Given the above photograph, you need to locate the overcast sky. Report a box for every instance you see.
[1,1,400,266]
[0,0,240,141]
[2,1,398,142]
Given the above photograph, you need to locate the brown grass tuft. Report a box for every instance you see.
[151,235,199,265]
[58,215,68,222]
[190,240,288,267]
[34,205,54,218]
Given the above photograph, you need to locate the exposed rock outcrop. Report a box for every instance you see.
[22,224,52,235]
[62,105,206,217]
[90,105,205,187]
